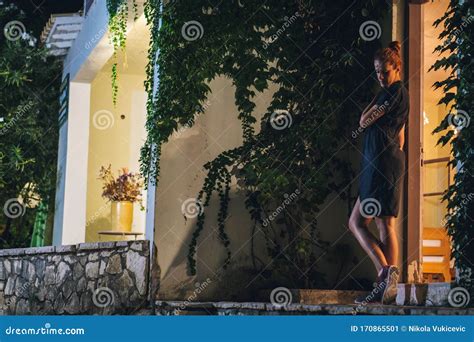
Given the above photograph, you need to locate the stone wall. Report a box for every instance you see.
[0,240,157,315]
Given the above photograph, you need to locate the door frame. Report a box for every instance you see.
[405,0,429,282]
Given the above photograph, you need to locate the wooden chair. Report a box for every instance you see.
[422,227,452,282]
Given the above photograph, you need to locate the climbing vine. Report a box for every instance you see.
[107,1,388,284]
[431,0,473,296]
[106,0,138,105]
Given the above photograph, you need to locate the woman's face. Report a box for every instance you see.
[374,60,400,88]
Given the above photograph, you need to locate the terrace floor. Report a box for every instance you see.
[154,301,473,316]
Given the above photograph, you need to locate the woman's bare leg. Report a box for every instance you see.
[348,197,388,274]
[375,216,399,266]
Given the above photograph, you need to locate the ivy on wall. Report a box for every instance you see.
[107,0,388,285]
[432,0,473,296]
[106,0,138,105]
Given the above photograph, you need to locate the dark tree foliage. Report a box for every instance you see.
[431,0,474,297]
[0,3,61,248]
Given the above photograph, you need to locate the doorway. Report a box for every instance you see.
[421,0,454,283]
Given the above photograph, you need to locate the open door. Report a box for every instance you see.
[406,0,454,283]
[421,0,454,283]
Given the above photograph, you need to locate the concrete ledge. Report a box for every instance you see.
[155,300,474,316]
[0,240,147,257]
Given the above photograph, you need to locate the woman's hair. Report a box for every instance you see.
[374,41,402,70]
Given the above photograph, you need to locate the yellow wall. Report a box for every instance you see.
[85,70,147,242]
[154,76,278,299]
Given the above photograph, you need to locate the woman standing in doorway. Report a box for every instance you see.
[348,41,409,304]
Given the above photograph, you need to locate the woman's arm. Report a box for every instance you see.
[359,103,387,128]
[361,95,378,116]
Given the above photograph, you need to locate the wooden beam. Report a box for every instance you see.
[406,3,424,283]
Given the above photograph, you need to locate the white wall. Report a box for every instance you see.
[53,82,91,245]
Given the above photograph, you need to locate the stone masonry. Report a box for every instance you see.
[0,240,155,315]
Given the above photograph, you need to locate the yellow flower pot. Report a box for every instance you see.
[110,201,134,232]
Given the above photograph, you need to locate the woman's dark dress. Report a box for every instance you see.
[359,81,409,217]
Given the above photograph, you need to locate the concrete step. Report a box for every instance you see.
[259,289,369,305]
[258,283,456,307]
[155,300,473,316]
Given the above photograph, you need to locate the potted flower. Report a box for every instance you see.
[99,165,144,232]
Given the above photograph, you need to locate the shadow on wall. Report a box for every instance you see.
[157,191,374,302]
[152,76,376,301]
